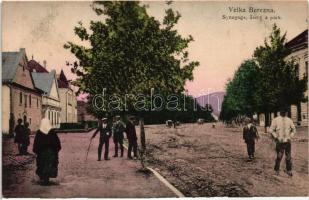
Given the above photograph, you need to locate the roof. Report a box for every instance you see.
[286,29,308,52]
[2,50,24,82]
[28,60,49,73]
[31,70,56,95]
[57,78,69,88]
[57,70,70,88]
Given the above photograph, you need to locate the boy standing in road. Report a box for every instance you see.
[243,118,259,161]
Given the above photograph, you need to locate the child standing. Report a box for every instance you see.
[243,118,259,160]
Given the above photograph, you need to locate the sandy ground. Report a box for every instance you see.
[2,131,176,198]
[141,123,308,197]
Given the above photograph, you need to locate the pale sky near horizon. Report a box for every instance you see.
[2,0,308,98]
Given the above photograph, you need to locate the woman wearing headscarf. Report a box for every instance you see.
[33,118,61,185]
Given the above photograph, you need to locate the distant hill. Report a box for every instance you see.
[196,91,226,118]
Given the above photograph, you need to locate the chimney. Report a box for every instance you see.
[43,60,47,68]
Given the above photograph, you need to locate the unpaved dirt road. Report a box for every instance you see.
[2,131,176,198]
[142,123,308,197]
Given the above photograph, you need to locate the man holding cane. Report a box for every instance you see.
[91,118,112,161]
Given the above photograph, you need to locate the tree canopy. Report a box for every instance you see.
[220,24,307,125]
[64,1,199,117]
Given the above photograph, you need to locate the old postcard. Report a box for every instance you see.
[1,0,308,198]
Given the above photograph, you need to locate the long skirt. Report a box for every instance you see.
[36,149,59,179]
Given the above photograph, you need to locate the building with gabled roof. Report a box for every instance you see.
[31,68,61,128]
[2,48,43,134]
[57,70,77,123]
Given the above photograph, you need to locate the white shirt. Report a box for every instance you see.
[270,116,296,143]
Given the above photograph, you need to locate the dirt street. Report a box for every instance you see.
[2,131,176,198]
[142,123,308,197]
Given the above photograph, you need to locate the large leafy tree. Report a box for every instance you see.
[253,24,307,129]
[219,60,260,122]
[64,1,199,168]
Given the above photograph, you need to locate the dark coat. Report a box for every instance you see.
[14,124,25,143]
[125,122,137,141]
[24,127,31,146]
[113,121,125,141]
[33,130,61,178]
[243,125,258,143]
[93,123,112,142]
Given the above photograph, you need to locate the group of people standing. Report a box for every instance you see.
[91,115,138,161]
[242,108,296,177]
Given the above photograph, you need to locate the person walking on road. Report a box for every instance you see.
[91,118,112,161]
[243,118,259,161]
[125,116,138,159]
[14,118,25,155]
[33,118,61,185]
[271,108,296,177]
[112,115,125,157]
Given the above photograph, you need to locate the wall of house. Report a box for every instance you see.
[286,48,308,126]
[12,59,43,132]
[2,85,11,134]
[11,85,42,133]
[58,88,78,123]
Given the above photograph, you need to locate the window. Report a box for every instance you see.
[37,98,39,108]
[29,95,31,107]
[29,118,32,125]
[24,94,27,107]
[48,111,50,120]
[19,92,22,105]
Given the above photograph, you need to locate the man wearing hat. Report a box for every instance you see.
[125,116,138,159]
[92,118,112,161]
[270,108,296,176]
[243,117,259,161]
[112,116,126,157]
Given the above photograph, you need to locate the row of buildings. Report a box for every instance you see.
[258,29,308,127]
[2,48,77,134]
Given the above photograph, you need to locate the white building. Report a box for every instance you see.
[57,70,78,123]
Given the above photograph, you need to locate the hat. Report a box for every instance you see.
[102,117,107,121]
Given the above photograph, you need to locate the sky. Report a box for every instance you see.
[2,0,308,98]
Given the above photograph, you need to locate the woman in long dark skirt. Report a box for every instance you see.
[33,118,61,185]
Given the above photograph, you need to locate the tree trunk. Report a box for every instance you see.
[139,117,146,169]
[264,112,269,133]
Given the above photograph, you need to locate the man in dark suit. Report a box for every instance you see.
[243,118,259,161]
[92,118,112,161]
[125,116,138,159]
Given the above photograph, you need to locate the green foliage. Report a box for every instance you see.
[254,24,307,112]
[220,24,307,123]
[64,1,199,118]
[220,59,260,122]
